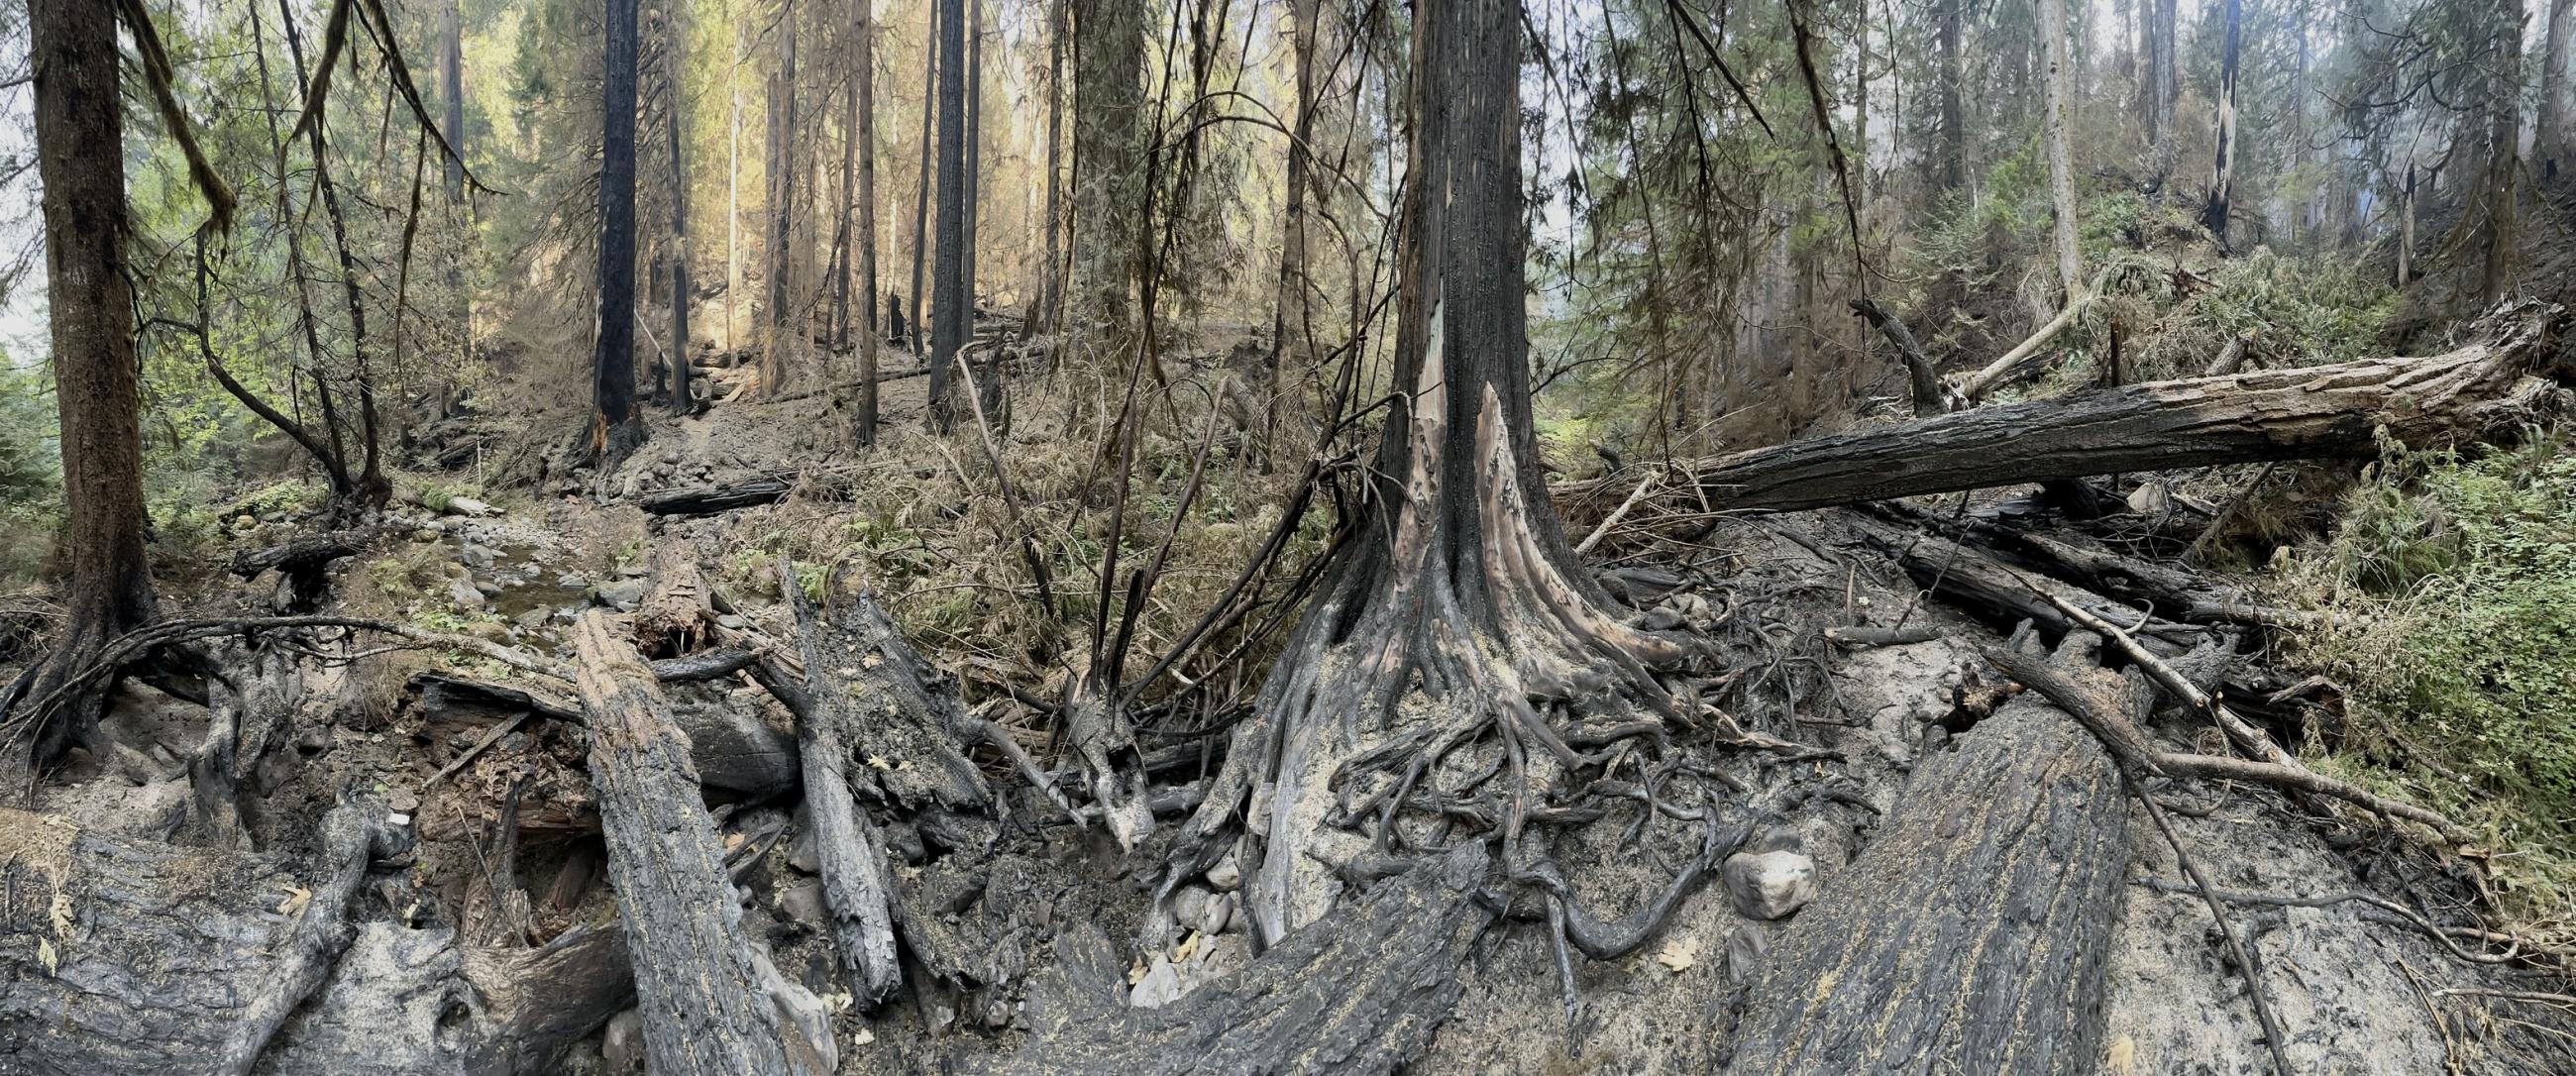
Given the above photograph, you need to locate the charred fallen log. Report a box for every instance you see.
[639,475,795,515]
[778,563,905,1005]
[0,801,394,1074]
[569,611,805,1074]
[1721,632,2138,1075]
[976,842,1497,1076]
[409,671,798,799]
[1564,302,2567,520]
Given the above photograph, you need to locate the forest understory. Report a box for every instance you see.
[8,0,2576,1072]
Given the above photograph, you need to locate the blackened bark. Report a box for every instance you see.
[1572,306,2568,517]
[909,2,937,360]
[853,0,881,442]
[595,0,643,453]
[1722,634,2133,1075]
[928,0,970,430]
[570,612,800,1074]
[2201,0,2240,242]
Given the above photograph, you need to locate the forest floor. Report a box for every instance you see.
[18,310,2576,1074]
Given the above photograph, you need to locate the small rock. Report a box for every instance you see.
[411,527,440,543]
[600,1010,645,1072]
[475,581,503,596]
[1199,893,1235,936]
[787,824,819,874]
[594,580,648,609]
[557,573,590,590]
[1204,848,1241,892]
[1722,836,1816,920]
[662,451,683,465]
[1643,603,1687,631]
[295,727,332,755]
[448,577,486,611]
[513,606,551,630]
[777,880,828,926]
[717,613,748,630]
[445,495,498,517]
[1128,956,1184,1009]
[1171,886,1213,928]
[388,788,421,813]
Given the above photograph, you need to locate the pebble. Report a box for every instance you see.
[1204,848,1241,892]
[600,1010,645,1072]
[778,880,828,926]
[1722,841,1817,920]
[448,578,486,611]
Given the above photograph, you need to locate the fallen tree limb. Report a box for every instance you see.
[570,611,804,1075]
[1722,632,2133,1075]
[1985,643,2475,847]
[1563,301,2566,519]
[778,562,904,1006]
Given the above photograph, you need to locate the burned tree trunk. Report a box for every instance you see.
[570,611,803,1075]
[1566,305,2567,519]
[1722,633,2136,1075]
[927,0,969,430]
[1169,0,1690,947]
[2202,0,2241,243]
[593,0,644,459]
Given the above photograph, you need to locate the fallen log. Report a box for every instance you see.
[410,671,799,798]
[1565,301,2566,519]
[640,475,795,515]
[976,842,1496,1076]
[569,611,805,1075]
[778,562,905,1005]
[1722,632,2137,1075]
[0,801,394,1074]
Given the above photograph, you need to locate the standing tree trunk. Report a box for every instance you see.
[727,13,744,365]
[763,3,801,395]
[928,0,968,430]
[1070,0,1147,366]
[853,0,881,442]
[2475,0,2523,304]
[2545,0,2574,179]
[1937,0,1965,194]
[2151,0,2175,170]
[1027,0,1068,334]
[1264,0,1324,460]
[442,0,468,415]
[594,0,643,460]
[1167,0,1688,943]
[669,0,693,415]
[4,0,161,779]
[2038,0,2081,296]
[908,4,936,359]
[2201,0,2240,244]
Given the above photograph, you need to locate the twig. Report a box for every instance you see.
[1574,469,1659,556]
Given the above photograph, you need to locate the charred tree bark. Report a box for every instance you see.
[928,0,969,430]
[852,0,882,443]
[1567,305,2568,518]
[978,843,1496,1076]
[3,0,160,781]
[1721,633,2134,1076]
[1170,0,1688,944]
[778,566,904,1005]
[908,2,936,361]
[763,3,802,396]
[0,802,393,1074]
[594,0,644,459]
[2546,0,2574,179]
[570,611,802,1074]
[2201,0,2240,243]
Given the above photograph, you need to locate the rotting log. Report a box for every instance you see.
[1721,633,2136,1075]
[1563,302,2567,520]
[0,801,392,1075]
[975,842,1497,1076]
[259,921,635,1075]
[410,671,798,798]
[570,610,803,1075]
[779,562,904,1005]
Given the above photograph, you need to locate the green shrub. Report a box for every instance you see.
[2286,431,2576,918]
